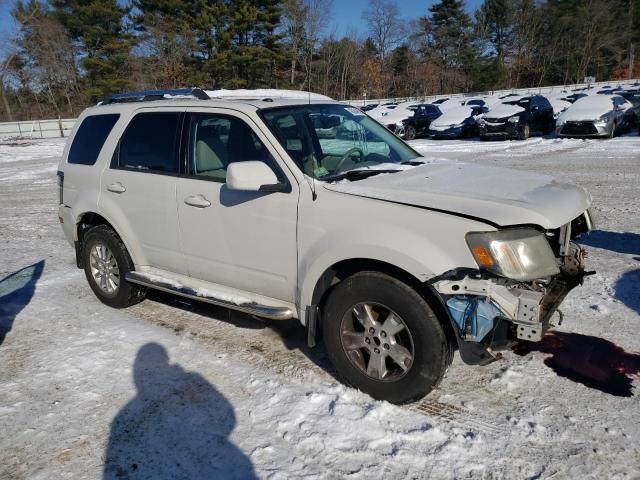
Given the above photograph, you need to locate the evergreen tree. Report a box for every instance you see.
[52,0,134,100]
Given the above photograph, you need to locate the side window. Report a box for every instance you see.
[68,114,119,165]
[115,112,180,173]
[188,113,273,182]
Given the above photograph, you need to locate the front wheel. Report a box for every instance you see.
[322,272,453,404]
[518,123,530,140]
[404,124,417,140]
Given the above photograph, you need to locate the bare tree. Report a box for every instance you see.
[362,0,404,64]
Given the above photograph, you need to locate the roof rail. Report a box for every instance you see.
[102,88,210,105]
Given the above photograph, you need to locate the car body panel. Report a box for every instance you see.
[323,161,591,229]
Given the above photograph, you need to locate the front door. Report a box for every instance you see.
[176,109,299,303]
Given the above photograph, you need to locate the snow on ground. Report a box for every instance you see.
[1,134,640,479]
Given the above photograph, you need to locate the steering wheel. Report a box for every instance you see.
[333,147,364,174]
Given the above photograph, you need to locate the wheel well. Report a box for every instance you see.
[311,258,457,347]
[76,212,113,244]
[75,212,120,268]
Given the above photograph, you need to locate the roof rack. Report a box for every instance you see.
[102,88,210,105]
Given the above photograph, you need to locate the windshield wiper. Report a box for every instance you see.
[400,160,425,166]
[321,168,401,183]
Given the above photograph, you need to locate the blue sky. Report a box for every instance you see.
[0,0,483,46]
[332,0,482,36]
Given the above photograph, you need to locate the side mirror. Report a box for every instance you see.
[226,161,285,192]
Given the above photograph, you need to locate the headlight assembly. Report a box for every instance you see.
[507,116,520,123]
[466,229,560,281]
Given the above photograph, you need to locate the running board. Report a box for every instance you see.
[125,271,294,320]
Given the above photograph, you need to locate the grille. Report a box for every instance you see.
[561,122,598,135]
[484,122,507,132]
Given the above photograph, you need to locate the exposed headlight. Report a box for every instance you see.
[466,229,560,281]
[596,113,612,124]
[507,116,520,123]
[478,118,486,125]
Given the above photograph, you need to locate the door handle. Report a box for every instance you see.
[184,194,211,208]
[107,182,126,194]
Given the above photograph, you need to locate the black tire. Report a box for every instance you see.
[518,123,530,140]
[82,225,147,308]
[404,124,417,140]
[322,272,453,404]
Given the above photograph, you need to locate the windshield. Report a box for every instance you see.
[261,104,421,180]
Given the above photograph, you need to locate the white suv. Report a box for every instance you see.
[57,88,593,404]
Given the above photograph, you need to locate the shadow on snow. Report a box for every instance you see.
[580,230,640,313]
[513,331,640,397]
[0,260,45,346]
[103,342,256,479]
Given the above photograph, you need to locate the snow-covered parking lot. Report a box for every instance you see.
[1,134,639,479]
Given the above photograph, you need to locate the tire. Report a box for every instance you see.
[82,225,147,308]
[404,124,417,140]
[518,123,530,140]
[322,271,453,404]
[608,121,616,139]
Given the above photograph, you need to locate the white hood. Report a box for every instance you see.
[559,96,615,122]
[325,161,591,229]
[431,106,475,129]
[374,102,419,124]
[484,103,525,119]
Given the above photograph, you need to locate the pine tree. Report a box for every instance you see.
[52,0,135,101]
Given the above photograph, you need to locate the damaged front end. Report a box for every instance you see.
[431,210,594,365]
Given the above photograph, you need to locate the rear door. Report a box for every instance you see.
[99,108,186,273]
[175,108,299,302]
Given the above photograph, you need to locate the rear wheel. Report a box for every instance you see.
[82,225,147,308]
[404,124,417,140]
[322,272,453,404]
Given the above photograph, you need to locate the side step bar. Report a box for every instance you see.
[125,271,294,320]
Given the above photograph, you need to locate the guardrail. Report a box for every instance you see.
[0,118,76,140]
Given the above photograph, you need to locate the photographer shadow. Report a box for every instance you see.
[103,342,256,479]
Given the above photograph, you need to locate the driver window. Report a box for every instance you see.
[188,113,272,182]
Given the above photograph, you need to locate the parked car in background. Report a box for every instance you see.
[360,103,378,112]
[378,101,422,136]
[401,104,443,139]
[479,95,555,140]
[560,92,589,104]
[549,98,572,119]
[556,94,636,138]
[428,105,487,139]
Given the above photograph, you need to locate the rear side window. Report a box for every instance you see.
[68,114,119,165]
[115,112,181,173]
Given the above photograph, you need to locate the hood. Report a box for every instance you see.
[431,106,474,128]
[559,96,614,122]
[485,103,525,120]
[324,161,591,229]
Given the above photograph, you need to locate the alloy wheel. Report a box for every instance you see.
[89,243,120,294]
[339,302,415,382]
